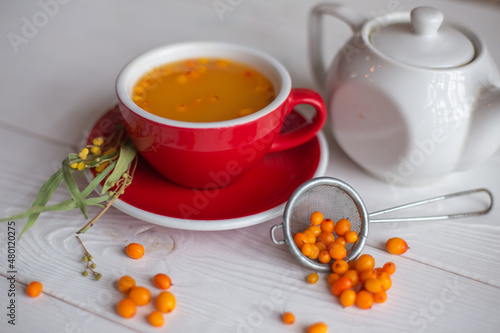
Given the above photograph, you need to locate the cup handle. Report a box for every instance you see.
[309,3,365,87]
[269,88,327,153]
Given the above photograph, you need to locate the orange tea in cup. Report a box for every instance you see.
[117,42,326,189]
[131,58,276,122]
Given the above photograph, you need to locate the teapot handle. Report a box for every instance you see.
[309,4,365,88]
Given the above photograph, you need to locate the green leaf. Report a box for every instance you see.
[21,199,79,218]
[11,168,64,238]
[81,161,116,197]
[84,196,111,206]
[102,140,137,194]
[14,195,111,236]
[62,158,88,219]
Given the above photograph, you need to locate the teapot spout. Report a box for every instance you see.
[457,84,500,170]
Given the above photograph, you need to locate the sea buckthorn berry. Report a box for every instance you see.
[382,262,396,275]
[318,250,332,264]
[293,232,308,248]
[359,269,378,284]
[104,147,117,155]
[26,281,43,297]
[316,242,327,252]
[334,218,351,236]
[117,298,136,318]
[282,312,295,325]
[386,237,408,255]
[117,275,136,294]
[343,270,360,287]
[302,230,316,244]
[301,243,313,257]
[148,310,165,327]
[308,244,320,260]
[364,278,383,293]
[344,231,358,243]
[307,272,319,284]
[340,289,357,307]
[238,108,254,117]
[328,243,347,260]
[126,243,145,259]
[129,286,151,306]
[153,273,172,290]
[307,322,328,333]
[310,211,324,226]
[320,219,334,233]
[156,291,176,313]
[307,225,322,237]
[331,259,349,275]
[328,273,341,285]
[334,236,347,247]
[355,254,375,273]
[331,276,353,297]
[373,290,388,303]
[187,70,201,80]
[378,272,392,291]
[95,162,109,173]
[317,232,335,246]
[356,290,374,309]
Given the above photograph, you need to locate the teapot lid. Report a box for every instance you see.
[370,7,475,68]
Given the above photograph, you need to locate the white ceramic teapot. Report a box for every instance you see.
[309,4,500,185]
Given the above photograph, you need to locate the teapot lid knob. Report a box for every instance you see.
[370,6,475,68]
[411,7,443,37]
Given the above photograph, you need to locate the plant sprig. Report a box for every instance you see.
[0,125,137,238]
[77,235,102,280]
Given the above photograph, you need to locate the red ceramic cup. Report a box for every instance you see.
[116,42,326,189]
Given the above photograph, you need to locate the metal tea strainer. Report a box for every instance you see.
[270,177,493,272]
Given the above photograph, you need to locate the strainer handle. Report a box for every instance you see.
[369,188,493,223]
[270,224,286,245]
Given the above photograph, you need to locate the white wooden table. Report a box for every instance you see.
[1,0,500,332]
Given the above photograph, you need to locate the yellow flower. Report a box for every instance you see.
[91,146,101,155]
[77,162,85,171]
[92,137,104,146]
[78,148,89,160]
[70,162,78,169]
